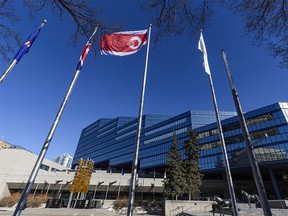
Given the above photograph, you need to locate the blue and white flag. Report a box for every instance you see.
[14,20,47,63]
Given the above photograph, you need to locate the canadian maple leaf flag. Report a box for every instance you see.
[100,29,148,56]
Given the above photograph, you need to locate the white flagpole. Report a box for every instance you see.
[199,31,238,215]
[127,24,152,216]
[221,49,272,216]
[0,20,47,85]
[13,26,98,216]
[0,60,17,84]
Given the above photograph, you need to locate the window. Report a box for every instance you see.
[143,127,188,144]
[144,118,186,136]
[40,164,49,171]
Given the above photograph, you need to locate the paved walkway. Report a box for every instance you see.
[1,207,288,216]
[184,208,288,216]
[0,208,120,216]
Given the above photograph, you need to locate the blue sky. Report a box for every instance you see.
[0,1,286,161]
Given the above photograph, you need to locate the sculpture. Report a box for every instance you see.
[211,195,232,216]
[241,190,260,208]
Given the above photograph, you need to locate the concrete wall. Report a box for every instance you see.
[0,149,163,200]
[0,149,66,199]
[164,200,213,216]
[0,175,10,199]
[0,149,66,175]
[102,199,115,208]
[268,200,288,209]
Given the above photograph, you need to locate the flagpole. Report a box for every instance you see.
[127,24,152,216]
[12,26,98,216]
[0,20,47,85]
[199,31,238,215]
[0,60,17,84]
[221,49,272,216]
[207,73,238,216]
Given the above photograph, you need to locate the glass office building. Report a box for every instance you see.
[73,102,288,198]
[73,115,172,169]
[195,102,288,199]
[139,110,236,171]
[72,110,236,170]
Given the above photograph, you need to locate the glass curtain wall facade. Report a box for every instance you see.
[72,110,236,171]
[72,115,173,169]
[139,110,236,171]
[196,102,288,171]
[73,102,288,198]
[195,102,288,199]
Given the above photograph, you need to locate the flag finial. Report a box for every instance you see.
[40,19,47,28]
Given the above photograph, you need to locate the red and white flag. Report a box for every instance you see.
[101,29,148,56]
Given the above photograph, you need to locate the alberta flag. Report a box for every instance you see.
[14,20,46,63]
[100,29,148,56]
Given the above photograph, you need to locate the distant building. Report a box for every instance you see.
[53,153,73,169]
[0,140,28,151]
[0,140,13,149]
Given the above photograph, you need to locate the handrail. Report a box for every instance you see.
[183,206,196,213]
[204,202,213,212]
[169,206,184,216]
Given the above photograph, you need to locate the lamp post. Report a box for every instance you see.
[58,180,72,199]
[105,181,117,200]
[32,182,40,198]
[53,180,63,198]
[45,183,51,198]
[40,180,48,194]
[93,181,104,199]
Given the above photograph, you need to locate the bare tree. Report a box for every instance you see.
[141,0,216,42]
[23,0,122,53]
[1,0,288,67]
[0,0,121,62]
[144,0,288,67]
[227,0,288,67]
[0,0,21,61]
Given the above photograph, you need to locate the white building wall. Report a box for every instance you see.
[0,149,163,200]
[0,149,66,199]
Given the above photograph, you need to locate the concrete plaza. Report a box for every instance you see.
[1,207,288,216]
[0,208,120,216]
